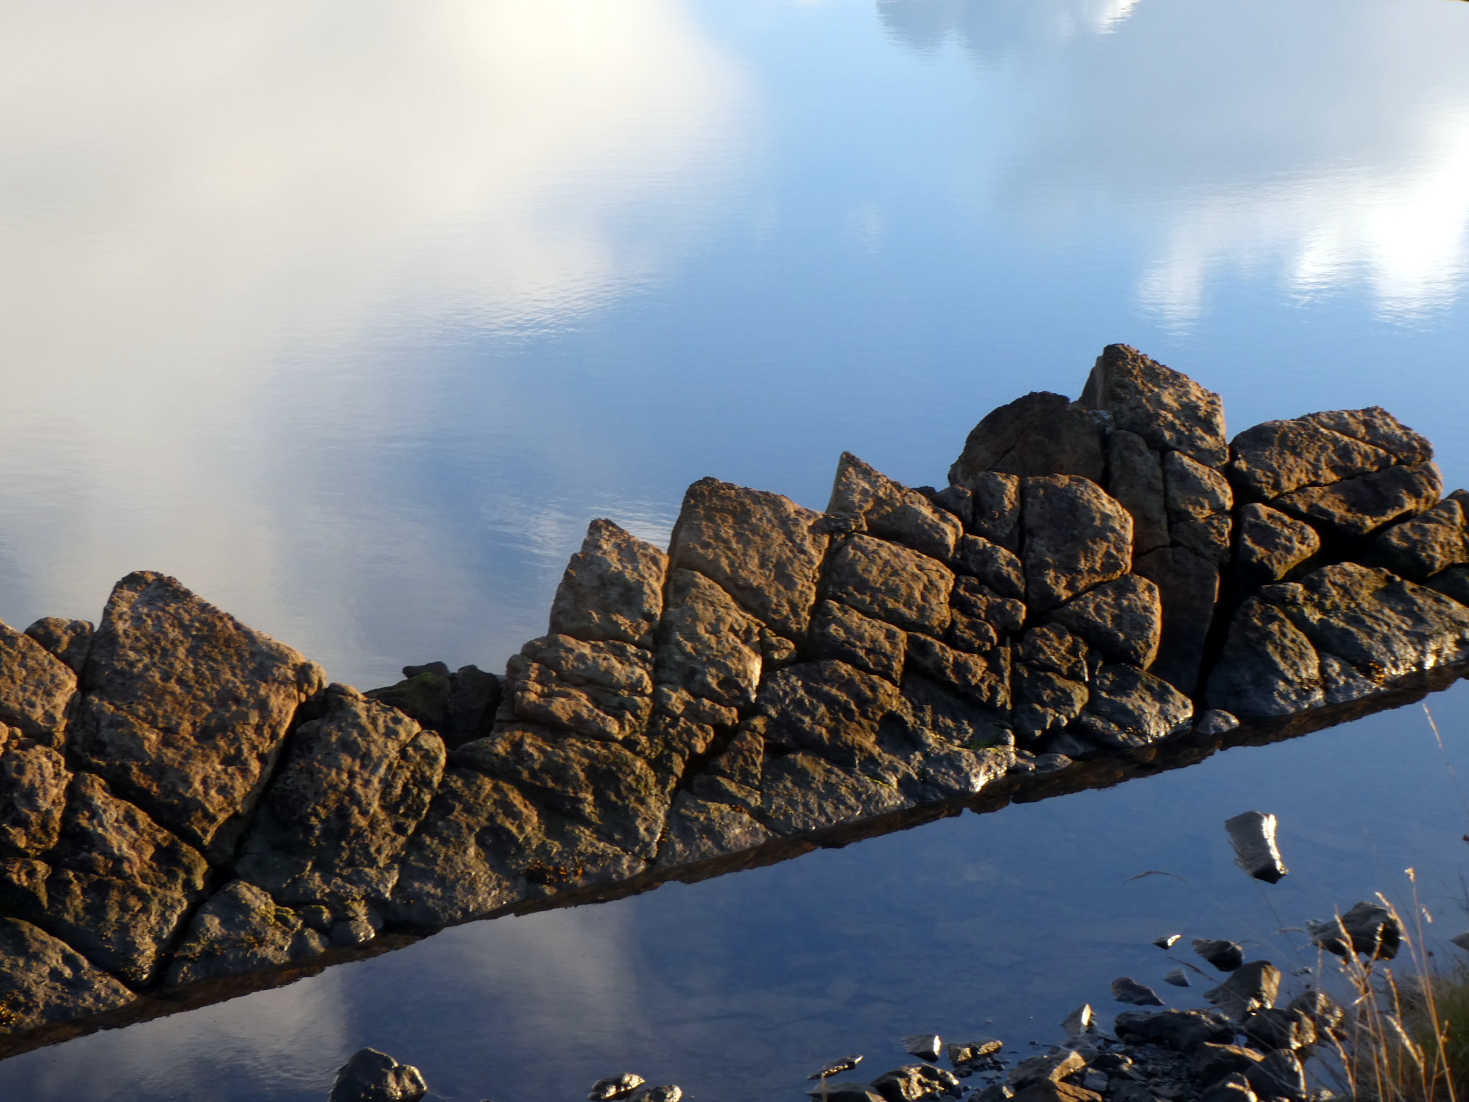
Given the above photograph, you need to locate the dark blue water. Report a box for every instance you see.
[2,0,1469,1097]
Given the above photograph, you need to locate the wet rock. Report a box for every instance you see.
[1009,1049,1086,1087]
[1011,665,1089,741]
[1193,709,1239,737]
[1049,575,1162,669]
[1074,664,1192,751]
[590,1072,646,1099]
[0,620,77,749]
[1225,811,1288,883]
[758,660,901,766]
[1,772,210,986]
[1112,977,1165,1006]
[549,518,667,648]
[165,880,326,986]
[811,1056,864,1080]
[1132,544,1219,693]
[655,792,771,867]
[903,1034,942,1062]
[1081,344,1228,467]
[1205,961,1281,1019]
[504,635,653,742]
[0,734,70,856]
[452,726,668,856]
[1309,900,1401,960]
[1106,430,1169,555]
[825,535,955,635]
[1021,477,1133,612]
[1153,933,1181,950]
[1193,938,1244,972]
[1243,1008,1317,1052]
[237,684,446,909]
[809,600,907,683]
[966,472,1022,550]
[654,569,764,710]
[1163,968,1189,988]
[830,453,963,561]
[1369,497,1468,581]
[1233,504,1322,590]
[948,1039,1003,1069]
[329,1048,427,1102]
[667,477,827,639]
[70,571,325,859]
[22,617,93,677]
[1272,462,1442,539]
[1206,598,1324,718]
[1114,1009,1235,1050]
[0,915,135,1034]
[953,535,1026,600]
[949,392,1105,485]
[871,1064,959,1101]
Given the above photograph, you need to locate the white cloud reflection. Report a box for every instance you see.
[0,1,744,679]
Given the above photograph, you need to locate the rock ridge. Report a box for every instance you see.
[3,345,1469,1057]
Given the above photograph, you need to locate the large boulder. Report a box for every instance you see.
[667,478,827,640]
[1049,575,1162,669]
[237,685,446,910]
[1080,344,1228,466]
[1074,665,1192,751]
[824,535,955,634]
[549,518,668,649]
[0,621,77,749]
[164,880,325,987]
[1021,476,1133,611]
[949,392,1107,486]
[829,452,962,561]
[1206,598,1324,718]
[1369,496,1469,580]
[1271,462,1442,539]
[654,569,764,709]
[0,732,70,856]
[69,572,325,859]
[0,916,135,1034]
[1233,503,1321,589]
[504,635,653,743]
[1228,408,1427,500]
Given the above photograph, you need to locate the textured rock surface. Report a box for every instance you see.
[0,622,77,748]
[0,916,134,1033]
[1021,476,1133,611]
[549,518,668,648]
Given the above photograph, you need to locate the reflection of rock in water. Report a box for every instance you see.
[3,343,1469,1060]
[876,0,1141,61]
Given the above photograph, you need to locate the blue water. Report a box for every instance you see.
[2,0,1469,1097]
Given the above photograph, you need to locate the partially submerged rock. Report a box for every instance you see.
[1224,811,1288,883]
[329,1048,427,1102]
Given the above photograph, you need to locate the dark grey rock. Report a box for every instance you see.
[905,635,1008,711]
[950,392,1105,485]
[589,1072,646,1099]
[948,1039,1003,1069]
[965,472,1022,550]
[1234,504,1322,589]
[903,1033,943,1062]
[1429,564,1469,607]
[1244,1050,1306,1102]
[806,1084,884,1102]
[757,660,901,767]
[1309,900,1402,960]
[329,1048,427,1102]
[1225,811,1288,883]
[871,1064,959,1102]
[22,617,93,676]
[825,535,956,635]
[949,578,1025,653]
[809,600,907,683]
[810,1056,864,1080]
[1049,575,1162,669]
[1011,664,1088,741]
[0,916,134,1034]
[1010,1083,1101,1102]
[1206,598,1324,718]
[1243,1008,1317,1052]
[1193,709,1239,737]
[1153,933,1181,949]
[1081,344,1228,467]
[165,880,326,987]
[1191,1043,1263,1086]
[1163,968,1189,988]
[1111,977,1165,1006]
[1287,990,1343,1034]
[830,452,963,561]
[1368,497,1468,581]
[1009,1048,1085,1086]
[1132,543,1219,693]
[631,1087,682,1102]
[1106,430,1169,555]
[0,620,77,749]
[1075,664,1192,751]
[1272,461,1442,538]
[667,477,827,639]
[1114,1009,1234,1050]
[237,684,446,909]
[549,518,667,648]
[70,571,325,859]
[1205,961,1281,1019]
[1061,1005,1094,1035]
[1163,450,1233,563]
[1198,1074,1258,1102]
[1021,476,1133,612]
[1193,938,1245,972]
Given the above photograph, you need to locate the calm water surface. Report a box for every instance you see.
[3,0,1469,1097]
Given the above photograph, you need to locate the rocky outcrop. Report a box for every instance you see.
[3,344,1469,1058]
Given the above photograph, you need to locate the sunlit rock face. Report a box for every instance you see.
[3,344,1469,1057]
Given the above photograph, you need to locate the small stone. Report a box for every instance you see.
[1452,932,1469,952]
[1309,900,1402,959]
[1192,940,1239,975]
[948,1039,1004,1070]
[589,1073,646,1100]
[1205,961,1282,1019]
[329,1048,427,1102]
[1225,811,1288,883]
[1009,1049,1085,1087]
[1111,977,1165,1006]
[1061,1005,1094,1036]
[1114,1009,1234,1050]
[1153,933,1181,950]
[1193,710,1239,737]
[1163,968,1189,988]
[810,1056,864,1081]
[870,1064,960,1102]
[903,1034,942,1062]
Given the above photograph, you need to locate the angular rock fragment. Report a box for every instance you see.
[22,617,93,677]
[1191,1043,1263,1085]
[810,1056,864,1080]
[504,634,653,742]
[1163,450,1233,563]
[949,578,1025,653]
[904,635,1009,710]
[1081,344,1228,467]
[1049,574,1162,669]
[903,1033,942,1062]
[953,534,1026,599]
[1011,664,1088,742]
[165,880,326,987]
[1244,1050,1306,1102]
[1074,664,1192,751]
[668,477,827,639]
[825,535,955,635]
[757,660,900,766]
[1206,598,1323,718]
[871,1064,959,1102]
[330,1048,428,1102]
[0,734,70,856]
[1010,1083,1100,1102]
[1198,1074,1258,1102]
[655,792,771,868]
[809,600,907,683]
[1153,933,1181,950]
[1193,938,1244,972]
[1225,810,1287,883]
[948,1038,1003,1069]
[549,518,667,648]
[830,452,963,561]
[1163,968,1189,988]
[0,916,135,1034]
[1021,476,1133,611]
[1113,1009,1234,1050]
[590,1072,646,1099]
[237,684,446,909]
[1233,503,1321,590]
[1204,961,1281,1019]
[1018,624,1090,681]
[1061,1005,1093,1035]
[1229,414,1401,500]
[1272,461,1442,538]
[1309,900,1401,959]
[1106,430,1169,555]
[1009,1048,1085,1086]
[965,472,1022,550]
[0,621,77,749]
[950,392,1106,485]
[654,569,764,709]
[70,571,325,859]
[1111,977,1164,1006]
[1369,497,1469,581]
[633,1087,682,1102]
[1242,1008,1316,1052]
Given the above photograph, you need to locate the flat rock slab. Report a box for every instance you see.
[69,572,325,859]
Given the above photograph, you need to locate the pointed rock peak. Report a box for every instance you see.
[1081,344,1228,468]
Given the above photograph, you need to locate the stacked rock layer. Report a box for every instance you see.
[3,346,1469,1055]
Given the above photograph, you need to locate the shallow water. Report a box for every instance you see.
[3,0,1469,1097]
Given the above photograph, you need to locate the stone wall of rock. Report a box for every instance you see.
[4,345,1469,1057]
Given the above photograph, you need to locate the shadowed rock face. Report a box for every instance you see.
[3,344,1468,1057]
